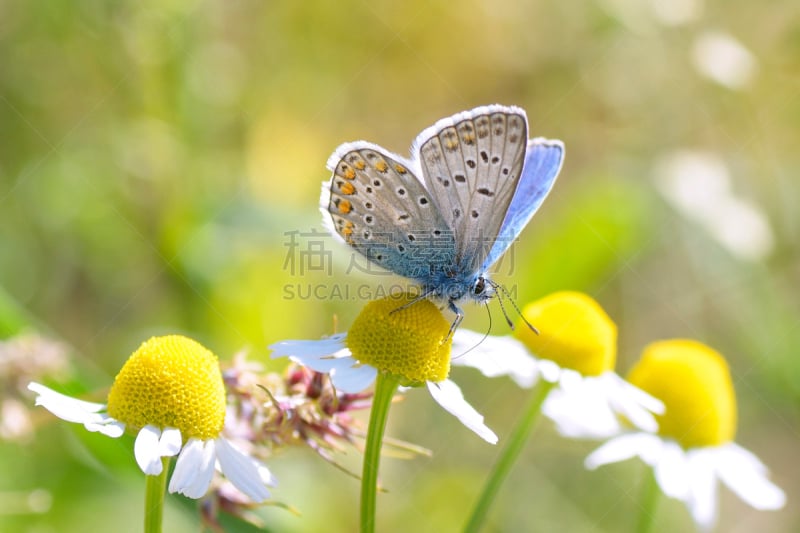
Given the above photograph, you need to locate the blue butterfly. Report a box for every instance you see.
[322,104,564,330]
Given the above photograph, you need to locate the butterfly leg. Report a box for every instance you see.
[389,289,437,314]
[444,300,464,342]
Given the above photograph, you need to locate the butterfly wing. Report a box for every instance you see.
[480,138,564,271]
[413,105,528,274]
[323,141,455,280]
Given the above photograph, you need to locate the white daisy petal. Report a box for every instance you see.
[544,380,621,438]
[557,368,583,391]
[654,440,691,500]
[135,425,166,475]
[215,438,272,502]
[169,438,216,499]
[538,359,561,383]
[268,335,350,372]
[258,463,278,487]
[610,373,665,415]
[585,432,663,469]
[714,443,786,510]
[27,382,128,437]
[426,380,498,444]
[450,330,539,388]
[84,418,126,438]
[158,427,183,457]
[686,449,719,531]
[603,374,661,433]
[28,382,109,424]
[330,363,378,393]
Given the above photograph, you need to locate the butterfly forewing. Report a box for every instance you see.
[325,142,455,280]
[417,106,528,273]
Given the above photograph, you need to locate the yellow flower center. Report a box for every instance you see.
[514,291,616,376]
[107,335,226,440]
[627,339,736,448]
[346,294,452,383]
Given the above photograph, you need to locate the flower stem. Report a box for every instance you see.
[464,379,556,532]
[636,468,660,533]
[360,373,400,533]
[144,457,170,533]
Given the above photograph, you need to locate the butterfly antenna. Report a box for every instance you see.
[487,279,515,330]
[494,282,540,335]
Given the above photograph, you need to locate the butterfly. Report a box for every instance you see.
[321,104,564,331]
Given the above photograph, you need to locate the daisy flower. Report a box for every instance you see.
[584,339,786,531]
[452,291,665,436]
[28,335,273,503]
[269,292,497,444]
[460,291,665,531]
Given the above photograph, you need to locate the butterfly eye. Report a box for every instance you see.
[473,277,486,295]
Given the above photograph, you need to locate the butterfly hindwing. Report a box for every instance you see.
[481,138,564,271]
[324,141,455,280]
[415,105,528,274]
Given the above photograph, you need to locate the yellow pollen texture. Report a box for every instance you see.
[106,335,226,440]
[514,291,616,376]
[628,339,736,449]
[346,294,451,383]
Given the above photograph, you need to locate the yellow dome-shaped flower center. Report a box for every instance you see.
[514,291,616,376]
[346,294,452,383]
[627,339,736,448]
[107,335,226,440]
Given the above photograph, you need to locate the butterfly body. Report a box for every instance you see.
[322,105,564,325]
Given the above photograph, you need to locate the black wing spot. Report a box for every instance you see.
[453,208,461,218]
[502,167,510,175]
[398,213,409,221]
[433,229,442,236]
[471,210,479,218]
[365,215,374,224]
[418,197,429,206]
[397,244,405,252]
[466,159,476,169]
[363,230,371,239]
[366,186,373,193]
[491,156,500,164]
[373,179,382,187]
[407,234,416,242]
[477,188,494,197]
[397,187,406,196]
[365,202,374,209]
[480,151,489,163]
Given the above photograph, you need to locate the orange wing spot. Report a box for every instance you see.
[375,160,388,173]
[394,164,408,175]
[338,199,352,213]
[340,165,356,180]
[342,222,355,243]
[445,138,459,151]
[354,160,366,170]
[340,181,356,195]
[462,132,476,144]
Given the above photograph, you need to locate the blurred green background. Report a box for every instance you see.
[1,0,798,531]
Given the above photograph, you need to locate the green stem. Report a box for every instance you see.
[360,373,400,533]
[635,468,660,533]
[144,457,170,533]
[464,380,556,533]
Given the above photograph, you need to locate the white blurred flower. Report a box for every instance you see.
[692,31,757,89]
